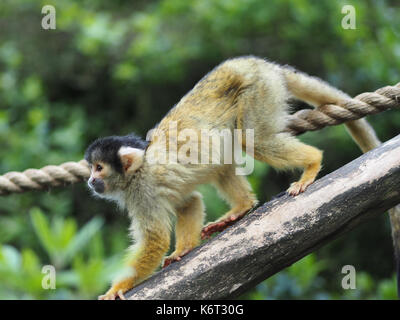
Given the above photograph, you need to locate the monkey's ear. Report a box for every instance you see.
[118,147,145,174]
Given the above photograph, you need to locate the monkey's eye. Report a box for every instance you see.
[96,164,103,172]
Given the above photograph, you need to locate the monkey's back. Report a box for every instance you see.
[151,56,290,145]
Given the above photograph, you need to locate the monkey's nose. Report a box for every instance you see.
[88,177,96,188]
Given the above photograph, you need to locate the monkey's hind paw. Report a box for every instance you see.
[287,181,313,196]
[162,249,191,268]
[201,214,245,240]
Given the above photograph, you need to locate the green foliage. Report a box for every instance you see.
[0,0,398,299]
[30,208,103,268]
[0,208,122,299]
[242,254,397,300]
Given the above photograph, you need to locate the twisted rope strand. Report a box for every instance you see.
[0,160,90,195]
[0,82,399,195]
[285,82,400,134]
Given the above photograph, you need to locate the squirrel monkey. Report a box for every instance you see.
[85,56,378,300]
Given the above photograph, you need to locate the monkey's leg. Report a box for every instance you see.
[201,168,257,239]
[254,133,323,196]
[163,192,205,268]
[99,225,170,300]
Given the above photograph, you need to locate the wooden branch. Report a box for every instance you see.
[126,134,400,300]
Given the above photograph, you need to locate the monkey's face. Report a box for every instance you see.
[86,149,145,200]
[87,161,111,195]
[85,135,147,199]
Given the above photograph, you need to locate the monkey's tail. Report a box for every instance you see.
[390,206,400,296]
[282,66,381,151]
[283,65,400,298]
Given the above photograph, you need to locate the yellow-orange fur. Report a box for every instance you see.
[97,56,378,299]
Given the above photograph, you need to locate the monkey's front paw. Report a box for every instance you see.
[201,214,244,240]
[98,290,127,300]
[98,278,135,300]
[162,249,191,268]
[287,181,313,196]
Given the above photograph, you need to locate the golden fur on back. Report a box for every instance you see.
[91,56,378,299]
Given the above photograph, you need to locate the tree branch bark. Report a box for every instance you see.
[126,134,400,300]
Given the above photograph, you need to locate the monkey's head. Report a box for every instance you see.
[84,134,148,198]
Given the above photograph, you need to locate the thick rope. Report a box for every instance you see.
[0,82,399,195]
[0,160,90,195]
[285,82,400,134]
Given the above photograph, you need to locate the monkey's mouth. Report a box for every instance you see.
[88,180,105,194]
[93,185,105,194]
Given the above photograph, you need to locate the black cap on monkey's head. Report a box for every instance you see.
[85,134,148,174]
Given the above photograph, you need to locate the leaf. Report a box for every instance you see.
[30,208,56,257]
[0,245,21,270]
[21,249,41,273]
[63,217,104,264]
[59,218,78,249]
